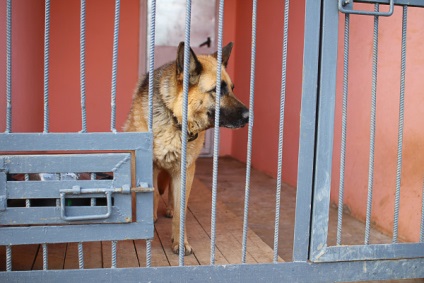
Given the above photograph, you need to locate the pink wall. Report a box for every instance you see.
[230,0,305,187]
[218,0,238,156]
[0,0,45,132]
[331,6,424,242]
[48,0,139,132]
[1,0,139,133]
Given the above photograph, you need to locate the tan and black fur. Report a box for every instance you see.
[124,42,249,255]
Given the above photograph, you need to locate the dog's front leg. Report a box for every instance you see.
[171,163,195,256]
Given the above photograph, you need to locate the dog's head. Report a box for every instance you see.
[172,42,249,135]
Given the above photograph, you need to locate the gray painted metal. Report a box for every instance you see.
[0,133,154,244]
[393,4,407,244]
[273,0,290,264]
[364,3,380,245]
[0,259,423,283]
[241,0,257,264]
[43,0,50,133]
[1,154,132,225]
[5,0,12,133]
[339,0,394,16]
[292,0,322,262]
[80,0,87,133]
[357,0,424,7]
[309,0,340,261]
[313,243,424,262]
[0,218,152,245]
[179,0,193,265]
[210,0,224,266]
[0,132,152,152]
[60,189,113,221]
[2,0,423,281]
[110,0,120,133]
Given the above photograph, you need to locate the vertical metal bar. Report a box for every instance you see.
[56,173,61,206]
[179,0,193,266]
[210,0,224,265]
[241,0,257,264]
[147,0,156,132]
[364,3,379,245]
[273,0,290,263]
[393,5,408,244]
[5,0,12,133]
[90,173,96,206]
[43,0,51,133]
[111,240,117,268]
[308,0,339,260]
[110,0,120,133]
[420,177,424,243]
[6,245,12,271]
[78,242,84,269]
[80,0,87,133]
[42,243,48,270]
[292,0,323,262]
[336,13,350,246]
[25,174,31,207]
[146,239,152,267]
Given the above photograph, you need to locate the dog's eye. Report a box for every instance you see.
[220,81,229,96]
[208,81,230,96]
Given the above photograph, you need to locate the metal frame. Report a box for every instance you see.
[310,0,424,264]
[1,0,423,281]
[356,0,424,8]
[0,133,154,245]
[0,259,423,283]
[2,154,132,224]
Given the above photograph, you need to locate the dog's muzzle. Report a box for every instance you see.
[207,106,249,129]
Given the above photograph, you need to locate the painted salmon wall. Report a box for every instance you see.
[0,0,45,132]
[0,0,139,133]
[230,0,306,188]
[47,0,139,132]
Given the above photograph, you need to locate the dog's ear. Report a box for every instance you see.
[176,42,202,80]
[212,42,233,68]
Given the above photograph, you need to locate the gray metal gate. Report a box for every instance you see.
[1,0,423,282]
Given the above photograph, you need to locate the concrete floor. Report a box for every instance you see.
[195,156,423,282]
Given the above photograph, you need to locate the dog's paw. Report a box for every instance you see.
[172,241,193,256]
[153,213,158,223]
[165,208,174,218]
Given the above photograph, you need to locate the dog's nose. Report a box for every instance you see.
[242,108,249,124]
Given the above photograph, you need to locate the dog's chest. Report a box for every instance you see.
[153,128,201,171]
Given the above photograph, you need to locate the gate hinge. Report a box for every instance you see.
[338,0,394,16]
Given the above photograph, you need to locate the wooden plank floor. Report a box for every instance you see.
[0,178,281,271]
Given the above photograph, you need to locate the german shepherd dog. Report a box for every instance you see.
[124,42,249,255]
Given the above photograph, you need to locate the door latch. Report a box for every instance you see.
[59,185,154,221]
